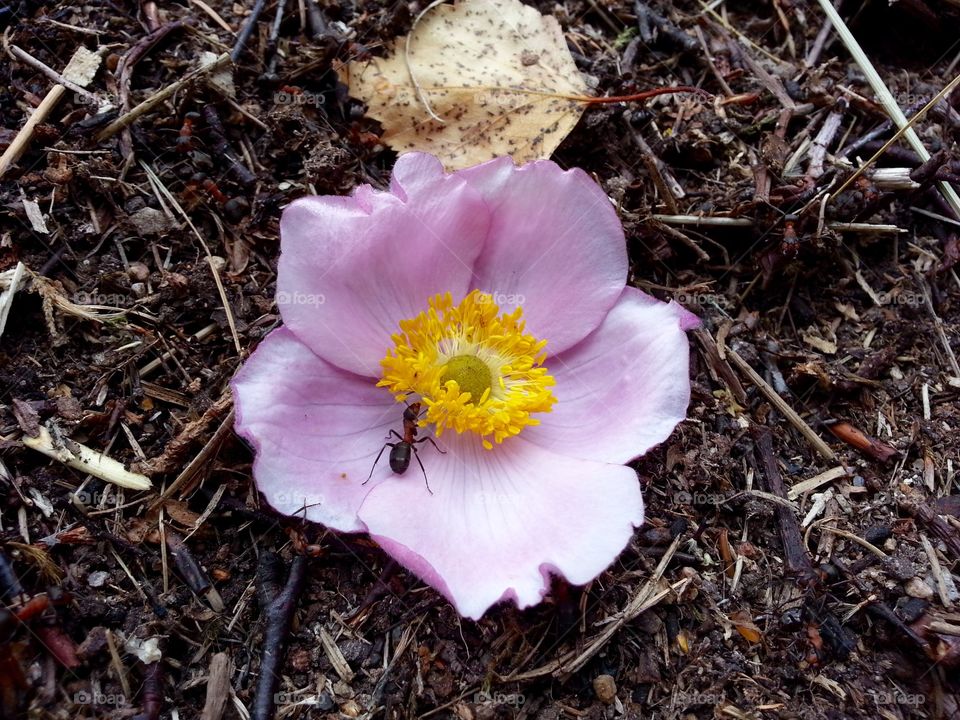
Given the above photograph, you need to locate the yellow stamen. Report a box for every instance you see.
[378,290,555,449]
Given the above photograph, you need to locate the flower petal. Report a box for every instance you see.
[278,163,488,376]
[525,287,696,464]
[455,156,628,354]
[232,327,403,532]
[358,433,643,619]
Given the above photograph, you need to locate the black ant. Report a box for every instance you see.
[365,402,443,494]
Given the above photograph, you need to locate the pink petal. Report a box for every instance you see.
[454,156,628,354]
[277,164,488,376]
[357,433,643,620]
[232,327,404,532]
[525,287,696,464]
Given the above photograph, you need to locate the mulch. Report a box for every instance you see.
[1,0,960,718]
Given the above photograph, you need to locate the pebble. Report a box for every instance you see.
[593,674,617,704]
[905,577,934,599]
[128,262,150,282]
[87,570,110,587]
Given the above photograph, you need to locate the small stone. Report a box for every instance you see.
[128,207,172,236]
[593,674,617,704]
[128,262,150,282]
[87,570,110,587]
[905,577,934,599]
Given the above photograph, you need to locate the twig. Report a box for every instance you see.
[804,14,833,67]
[829,557,931,652]
[692,328,747,404]
[635,0,698,52]
[727,348,836,460]
[262,0,289,81]
[901,500,960,560]
[692,26,733,96]
[788,466,849,501]
[916,275,960,380]
[814,0,960,219]
[9,45,98,102]
[752,425,819,586]
[200,652,234,720]
[0,85,66,179]
[252,553,308,720]
[115,21,185,158]
[165,529,225,611]
[920,535,954,609]
[504,537,690,681]
[138,162,242,354]
[145,398,233,494]
[807,99,847,179]
[655,221,711,261]
[23,425,152,490]
[632,131,684,213]
[0,43,100,179]
[137,657,164,720]
[231,0,268,62]
[201,106,257,188]
[96,53,231,142]
[652,214,753,227]
[827,421,897,463]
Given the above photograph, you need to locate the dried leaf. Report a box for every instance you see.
[347,0,589,169]
[729,610,763,644]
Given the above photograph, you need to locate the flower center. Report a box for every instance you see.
[442,354,492,402]
[378,290,555,449]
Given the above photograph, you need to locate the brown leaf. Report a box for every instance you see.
[346,0,588,170]
[730,610,763,643]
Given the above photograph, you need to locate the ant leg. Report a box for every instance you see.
[384,429,403,441]
[364,443,396,485]
[412,447,434,495]
[416,436,446,455]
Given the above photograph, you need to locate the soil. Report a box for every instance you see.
[1,0,960,719]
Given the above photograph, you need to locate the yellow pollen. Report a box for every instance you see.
[442,354,492,402]
[378,290,555,449]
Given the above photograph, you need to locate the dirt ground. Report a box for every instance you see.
[2,0,960,718]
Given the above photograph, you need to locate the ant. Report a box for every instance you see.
[780,214,800,257]
[365,402,443,494]
[176,112,201,153]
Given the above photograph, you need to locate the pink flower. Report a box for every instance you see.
[232,153,697,620]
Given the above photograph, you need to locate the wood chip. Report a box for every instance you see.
[788,466,849,500]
